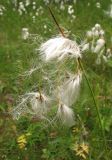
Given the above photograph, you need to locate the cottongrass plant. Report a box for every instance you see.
[81,23,112,65]
[12,7,109,157]
[12,33,82,127]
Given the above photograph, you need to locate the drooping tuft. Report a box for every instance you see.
[57,103,75,127]
[58,72,82,106]
[39,36,81,61]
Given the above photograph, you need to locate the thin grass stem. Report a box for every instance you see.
[78,58,108,155]
[48,6,108,158]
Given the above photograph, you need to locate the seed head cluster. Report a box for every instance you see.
[12,35,82,127]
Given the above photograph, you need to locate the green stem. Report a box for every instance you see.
[48,7,65,37]
[48,6,108,158]
[78,58,108,155]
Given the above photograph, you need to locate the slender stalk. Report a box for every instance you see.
[48,7,65,37]
[78,58,108,153]
[48,6,108,157]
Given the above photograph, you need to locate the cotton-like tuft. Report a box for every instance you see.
[57,103,75,127]
[29,92,50,115]
[58,72,82,106]
[39,36,81,61]
[12,92,50,120]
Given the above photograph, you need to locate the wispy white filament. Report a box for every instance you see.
[12,92,50,119]
[39,36,81,61]
[58,72,82,106]
[57,104,75,127]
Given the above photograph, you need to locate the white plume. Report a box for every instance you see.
[39,36,81,61]
[57,103,75,127]
[58,72,82,106]
[29,92,50,116]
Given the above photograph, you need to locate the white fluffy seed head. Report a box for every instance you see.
[86,31,93,40]
[57,103,75,127]
[95,23,101,30]
[94,38,105,53]
[29,92,50,116]
[39,36,81,62]
[58,72,82,106]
